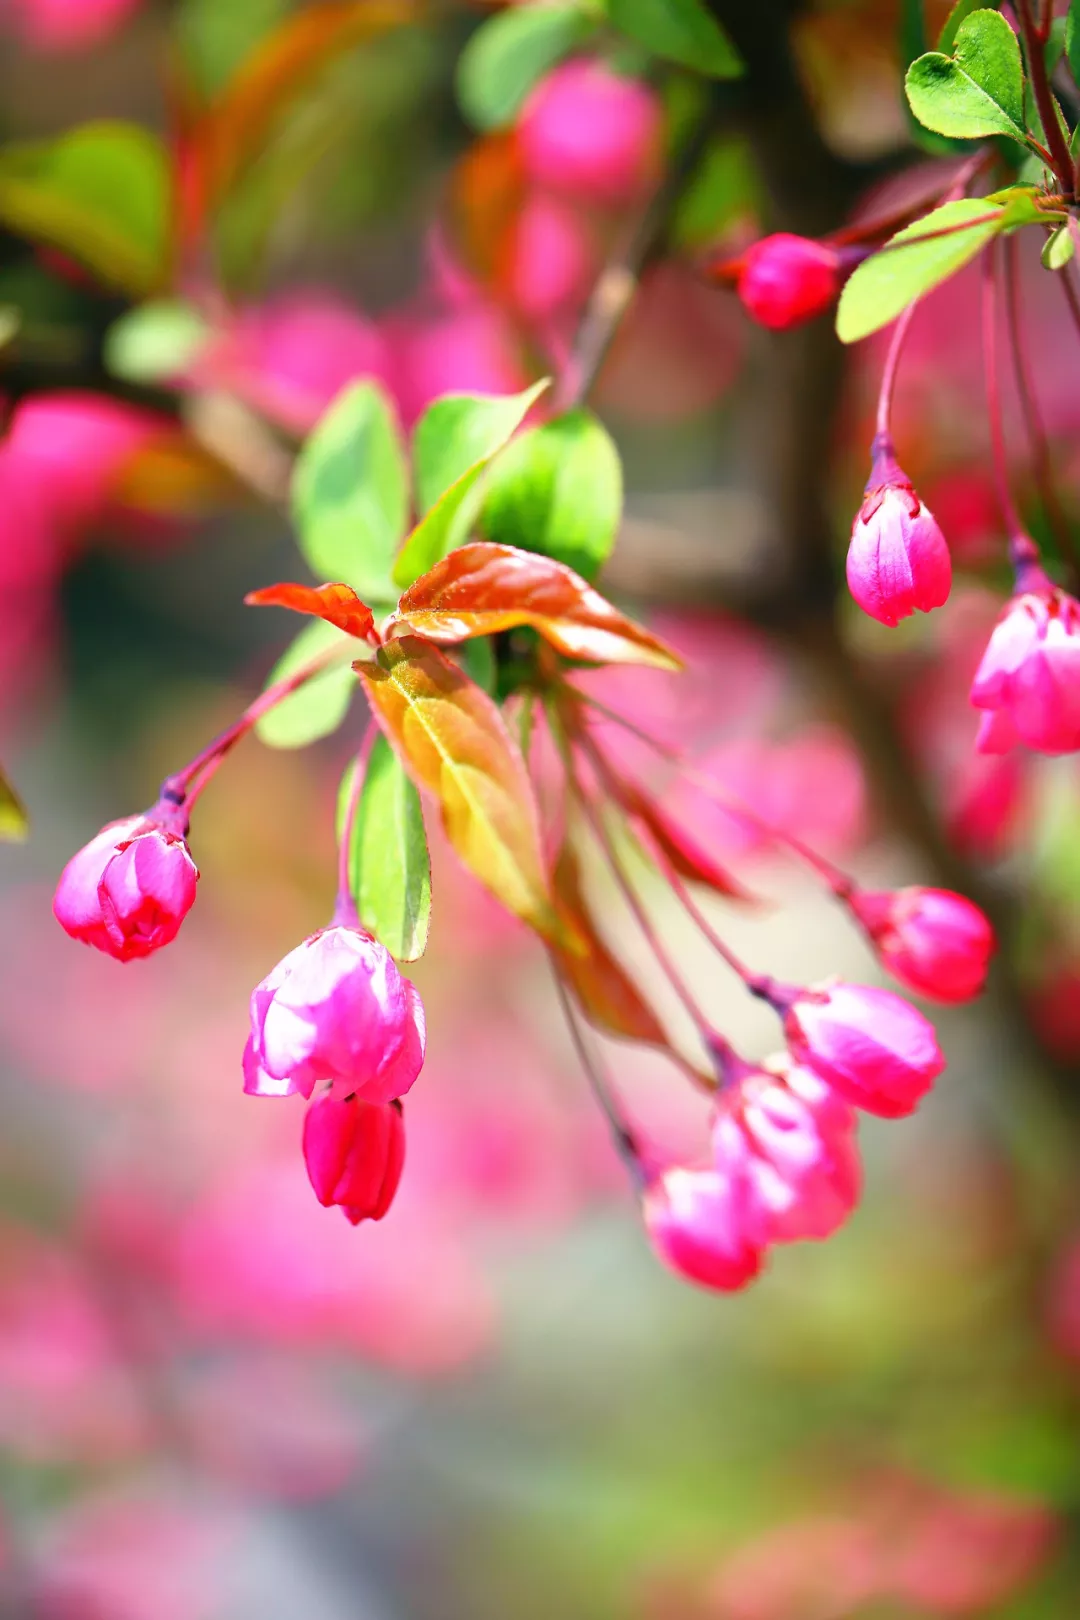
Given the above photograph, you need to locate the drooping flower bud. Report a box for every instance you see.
[970,585,1080,756]
[243,924,426,1104]
[735,234,847,330]
[53,813,199,962]
[642,1164,764,1291]
[847,440,951,627]
[783,982,945,1118]
[302,1094,405,1223]
[849,886,995,1004]
[714,1059,861,1244]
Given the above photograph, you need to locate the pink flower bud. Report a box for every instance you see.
[302,1095,405,1223]
[53,815,199,961]
[736,234,845,330]
[642,1165,764,1292]
[243,924,425,1104]
[970,586,1080,755]
[850,886,995,1004]
[846,478,951,627]
[517,61,661,205]
[714,1061,860,1244]
[783,982,945,1118]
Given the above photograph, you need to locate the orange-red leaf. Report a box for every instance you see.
[395,542,681,670]
[551,843,667,1046]
[623,787,753,902]
[356,634,565,943]
[245,582,374,640]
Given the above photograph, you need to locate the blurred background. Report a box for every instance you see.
[3,0,1080,1615]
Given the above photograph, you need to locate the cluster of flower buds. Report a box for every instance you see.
[643,981,946,1291]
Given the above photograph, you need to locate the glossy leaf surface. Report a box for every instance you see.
[338,733,431,960]
[480,408,622,582]
[395,543,680,669]
[393,381,549,586]
[245,581,375,640]
[255,618,359,749]
[292,381,408,602]
[837,198,1005,343]
[905,10,1027,142]
[357,635,563,940]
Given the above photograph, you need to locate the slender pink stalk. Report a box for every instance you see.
[335,727,376,923]
[160,642,354,810]
[875,300,919,442]
[551,968,644,1183]
[1017,0,1074,197]
[982,243,1036,567]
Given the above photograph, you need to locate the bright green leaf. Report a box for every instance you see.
[1043,223,1075,269]
[456,3,597,131]
[0,122,170,296]
[462,635,497,696]
[836,197,1005,343]
[104,300,209,384]
[393,379,549,586]
[1068,0,1080,84]
[937,0,984,55]
[905,9,1026,142]
[292,381,408,602]
[479,408,622,582]
[254,618,359,749]
[605,0,742,78]
[338,733,431,961]
[0,765,28,842]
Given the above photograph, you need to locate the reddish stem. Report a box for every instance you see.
[550,968,645,1187]
[874,299,920,443]
[160,641,354,811]
[982,242,1036,564]
[1017,0,1075,197]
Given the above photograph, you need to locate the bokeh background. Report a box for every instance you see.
[3,0,1080,1615]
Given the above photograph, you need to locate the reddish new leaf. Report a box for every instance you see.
[551,842,667,1046]
[246,582,375,641]
[624,787,753,902]
[356,634,566,944]
[395,542,681,670]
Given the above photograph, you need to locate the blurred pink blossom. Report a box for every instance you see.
[3,0,143,50]
[517,61,661,205]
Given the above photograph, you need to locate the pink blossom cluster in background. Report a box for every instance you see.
[0,0,142,51]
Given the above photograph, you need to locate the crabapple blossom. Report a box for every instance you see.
[970,585,1080,755]
[642,1164,764,1291]
[715,1060,861,1244]
[53,814,199,962]
[847,470,951,627]
[849,886,994,1003]
[302,1095,406,1224]
[735,233,847,330]
[517,60,661,205]
[243,924,425,1104]
[783,982,945,1118]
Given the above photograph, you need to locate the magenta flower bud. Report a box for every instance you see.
[846,474,951,628]
[243,923,426,1104]
[517,60,661,205]
[642,1165,764,1292]
[53,813,199,962]
[970,586,1080,756]
[850,886,995,1004]
[736,234,845,330]
[713,1061,860,1245]
[302,1094,405,1223]
[783,982,945,1118]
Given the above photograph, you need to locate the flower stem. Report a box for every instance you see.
[550,967,644,1189]
[982,242,1035,565]
[1017,0,1074,198]
[160,642,354,811]
[874,299,919,443]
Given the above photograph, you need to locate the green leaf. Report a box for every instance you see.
[393,379,549,587]
[899,0,927,67]
[937,0,984,55]
[0,122,170,296]
[1043,223,1075,269]
[292,381,408,602]
[605,0,742,78]
[254,618,359,749]
[671,134,760,249]
[836,197,1005,343]
[905,9,1026,142]
[456,3,597,132]
[338,733,431,961]
[462,635,497,695]
[479,408,622,582]
[0,765,28,842]
[104,300,209,384]
[1068,0,1080,84]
